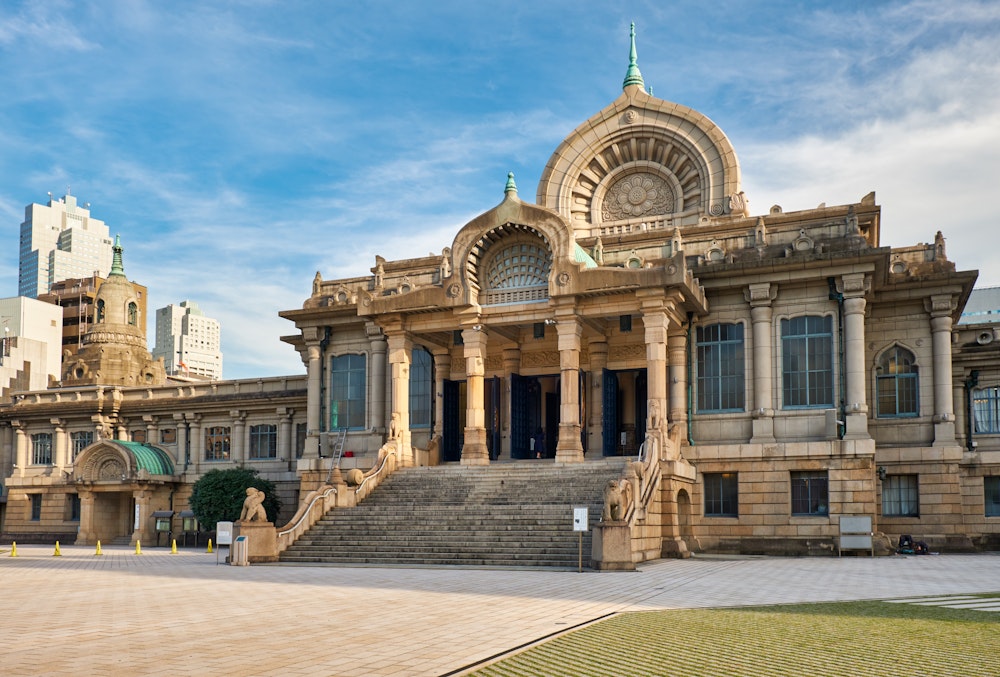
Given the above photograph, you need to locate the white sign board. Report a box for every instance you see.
[573,506,589,532]
[216,521,234,545]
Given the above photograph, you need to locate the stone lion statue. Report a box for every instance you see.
[602,479,633,522]
[239,487,268,522]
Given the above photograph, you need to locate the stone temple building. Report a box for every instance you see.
[2,27,998,560]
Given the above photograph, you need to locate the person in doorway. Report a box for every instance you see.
[532,428,545,459]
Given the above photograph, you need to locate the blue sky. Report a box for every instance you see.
[2,1,998,379]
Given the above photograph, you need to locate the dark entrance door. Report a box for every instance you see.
[442,379,464,462]
[485,376,501,460]
[601,368,648,456]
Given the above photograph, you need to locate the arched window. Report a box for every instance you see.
[127,302,138,325]
[96,299,105,323]
[876,346,918,417]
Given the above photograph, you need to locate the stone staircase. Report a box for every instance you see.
[279,459,629,568]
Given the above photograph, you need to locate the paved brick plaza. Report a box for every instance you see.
[1,545,998,676]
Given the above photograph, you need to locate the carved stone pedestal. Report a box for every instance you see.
[591,521,635,571]
[233,520,278,563]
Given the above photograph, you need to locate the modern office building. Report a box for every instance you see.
[18,193,113,299]
[152,301,223,379]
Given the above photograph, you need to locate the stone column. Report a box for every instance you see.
[75,490,97,545]
[840,274,871,439]
[367,322,388,435]
[461,327,489,465]
[639,295,671,448]
[115,421,127,441]
[927,295,957,445]
[387,332,413,465]
[277,408,293,462]
[555,316,584,463]
[52,418,68,471]
[588,340,609,456]
[187,414,202,473]
[231,410,246,464]
[304,337,323,459]
[173,414,188,471]
[500,347,521,461]
[132,489,152,546]
[668,329,687,443]
[746,283,777,443]
[13,422,27,478]
[143,415,158,447]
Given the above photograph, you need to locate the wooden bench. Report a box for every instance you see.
[838,515,873,557]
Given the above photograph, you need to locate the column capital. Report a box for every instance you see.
[49,418,66,429]
[365,320,386,341]
[230,410,246,422]
[925,294,957,317]
[744,282,777,306]
[836,273,870,298]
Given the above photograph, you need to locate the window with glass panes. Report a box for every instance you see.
[71,431,93,460]
[781,315,834,408]
[696,323,745,412]
[205,426,231,461]
[985,477,1000,517]
[882,474,919,517]
[249,424,278,459]
[30,494,42,521]
[876,346,918,417]
[791,471,828,515]
[703,472,738,516]
[409,348,433,428]
[330,354,366,430]
[973,386,1000,433]
[32,433,53,465]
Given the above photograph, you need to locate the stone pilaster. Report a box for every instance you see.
[668,329,687,442]
[555,315,584,463]
[187,414,202,473]
[746,283,777,443]
[231,410,247,464]
[839,274,871,440]
[51,418,68,471]
[461,326,489,465]
[926,294,958,445]
[304,335,323,460]
[367,322,388,435]
[588,340,609,455]
[13,422,27,478]
[387,332,413,466]
[173,413,188,471]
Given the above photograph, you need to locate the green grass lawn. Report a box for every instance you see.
[470,597,1000,677]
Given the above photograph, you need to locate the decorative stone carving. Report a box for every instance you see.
[709,202,725,216]
[557,271,570,286]
[521,351,559,368]
[729,191,749,217]
[312,271,322,296]
[601,173,674,221]
[447,283,461,298]
[484,355,502,371]
[239,487,268,522]
[623,109,638,124]
[602,479,632,522]
[440,247,452,279]
[592,237,604,265]
[609,344,645,361]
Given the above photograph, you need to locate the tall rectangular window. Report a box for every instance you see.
[697,323,745,412]
[249,424,278,459]
[704,472,739,517]
[32,433,53,465]
[985,477,1000,517]
[331,354,366,430]
[781,315,834,408]
[30,494,42,521]
[68,493,81,521]
[295,422,307,459]
[882,474,919,517]
[409,348,433,428]
[205,426,231,461]
[791,471,829,516]
[71,431,93,460]
[973,386,1000,433]
[876,346,918,417]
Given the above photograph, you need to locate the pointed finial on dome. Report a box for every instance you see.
[110,234,125,277]
[504,171,517,196]
[623,22,645,90]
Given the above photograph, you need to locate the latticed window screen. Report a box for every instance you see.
[481,241,551,306]
[32,433,53,465]
[249,424,277,459]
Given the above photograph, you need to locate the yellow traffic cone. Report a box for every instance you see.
[135,540,142,555]
[54,541,62,557]
[171,539,178,554]
[11,541,17,557]
[207,538,213,553]
[95,540,103,556]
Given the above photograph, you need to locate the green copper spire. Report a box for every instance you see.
[623,22,645,90]
[504,171,517,196]
[110,234,125,277]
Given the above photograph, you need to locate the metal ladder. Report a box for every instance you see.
[324,428,348,483]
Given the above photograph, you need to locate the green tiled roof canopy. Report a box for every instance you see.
[113,441,175,476]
